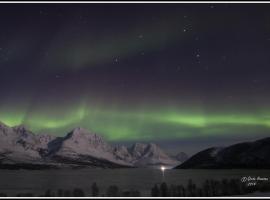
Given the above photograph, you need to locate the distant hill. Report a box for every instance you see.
[175,137,270,169]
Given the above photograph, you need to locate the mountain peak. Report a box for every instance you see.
[148,142,158,148]
[12,124,35,138]
[13,124,28,131]
[129,143,147,156]
[133,142,146,146]
[60,127,109,153]
[128,142,180,167]
[67,127,98,139]
[0,121,10,134]
[173,152,189,163]
[72,127,89,134]
[0,121,8,127]
[131,142,148,149]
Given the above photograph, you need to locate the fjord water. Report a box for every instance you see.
[0,169,270,196]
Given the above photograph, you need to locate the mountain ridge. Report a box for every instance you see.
[175,137,270,169]
[0,122,182,169]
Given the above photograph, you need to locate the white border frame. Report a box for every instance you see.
[0,0,269,199]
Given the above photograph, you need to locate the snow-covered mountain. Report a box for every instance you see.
[0,123,44,164]
[113,145,133,163]
[172,152,189,163]
[128,143,180,167]
[48,127,133,167]
[0,122,182,169]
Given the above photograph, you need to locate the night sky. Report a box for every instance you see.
[1,3,270,154]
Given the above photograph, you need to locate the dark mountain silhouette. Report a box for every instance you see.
[175,137,270,169]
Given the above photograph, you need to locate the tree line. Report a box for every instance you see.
[151,178,270,197]
[0,178,270,197]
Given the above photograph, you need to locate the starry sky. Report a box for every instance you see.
[1,3,270,154]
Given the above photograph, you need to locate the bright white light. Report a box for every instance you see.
[161,166,166,171]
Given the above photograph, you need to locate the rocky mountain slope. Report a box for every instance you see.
[128,143,180,167]
[0,122,181,169]
[172,152,189,163]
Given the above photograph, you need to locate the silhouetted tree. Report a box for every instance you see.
[169,184,177,197]
[91,182,99,197]
[221,179,229,196]
[106,185,120,197]
[228,179,242,195]
[259,182,270,192]
[176,185,185,197]
[151,184,160,197]
[57,189,63,197]
[192,183,197,196]
[64,190,71,197]
[132,190,141,197]
[44,189,52,197]
[210,179,218,196]
[187,179,197,196]
[122,191,131,197]
[160,182,169,197]
[17,193,33,197]
[197,188,203,197]
[73,188,85,197]
[122,189,141,197]
[203,179,211,196]
[0,193,7,197]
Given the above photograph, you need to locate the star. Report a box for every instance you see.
[176,66,181,71]
[113,57,119,63]
[221,55,227,61]
[39,10,48,16]
[138,34,144,39]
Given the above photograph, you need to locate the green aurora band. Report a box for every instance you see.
[0,103,269,141]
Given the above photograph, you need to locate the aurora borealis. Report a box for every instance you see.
[1,3,270,154]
